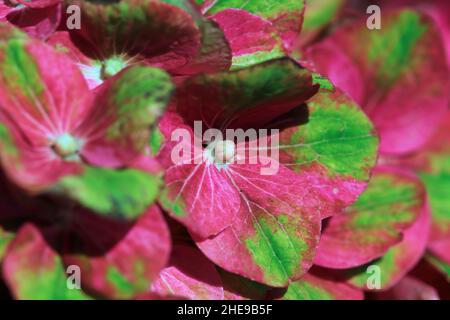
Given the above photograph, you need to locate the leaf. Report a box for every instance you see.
[150,245,224,300]
[314,166,425,269]
[306,9,450,154]
[52,166,161,220]
[202,0,306,51]
[279,273,363,300]
[210,9,286,70]
[346,206,431,291]
[63,205,170,299]
[78,65,174,168]
[2,224,91,300]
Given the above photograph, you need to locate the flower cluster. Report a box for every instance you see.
[0,0,448,300]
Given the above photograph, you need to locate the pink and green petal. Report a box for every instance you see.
[51,165,161,220]
[150,245,224,300]
[77,66,174,168]
[210,9,286,70]
[412,115,450,261]
[157,113,241,238]
[63,205,170,299]
[374,0,450,66]
[295,0,344,48]
[421,158,450,262]
[176,58,318,130]
[315,166,425,269]
[159,151,242,238]
[279,273,363,300]
[306,10,450,155]
[347,206,431,291]
[0,24,90,139]
[202,0,306,52]
[172,18,232,75]
[194,161,322,287]
[278,89,379,218]
[2,224,91,299]
[399,114,450,262]
[420,154,450,239]
[65,0,201,73]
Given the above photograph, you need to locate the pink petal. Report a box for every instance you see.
[150,245,224,300]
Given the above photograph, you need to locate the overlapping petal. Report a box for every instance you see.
[150,245,224,300]
[314,166,425,269]
[199,0,306,52]
[63,205,171,299]
[1,0,61,39]
[2,224,91,299]
[306,9,450,155]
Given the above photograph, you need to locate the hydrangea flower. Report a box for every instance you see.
[156,58,378,287]
[49,0,231,88]
[0,22,175,299]
[0,24,172,197]
[0,0,449,301]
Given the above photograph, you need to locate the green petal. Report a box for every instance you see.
[280,89,378,181]
[52,166,161,220]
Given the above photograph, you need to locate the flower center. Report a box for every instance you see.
[206,140,236,164]
[101,56,127,80]
[52,133,80,161]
